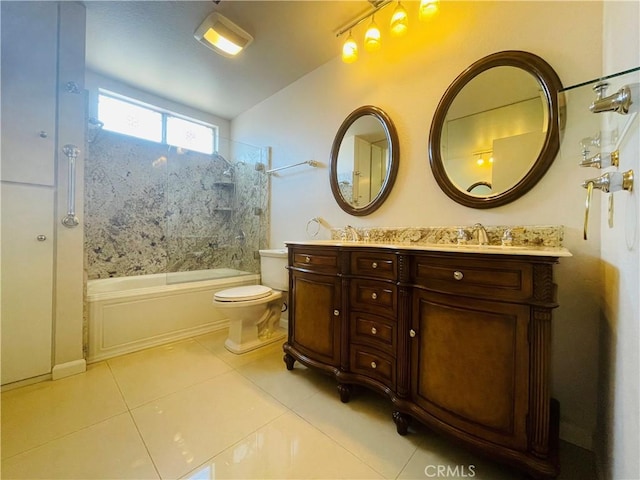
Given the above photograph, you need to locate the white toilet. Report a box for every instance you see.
[213,248,288,354]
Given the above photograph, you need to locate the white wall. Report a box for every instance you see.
[233,0,604,451]
[596,2,640,479]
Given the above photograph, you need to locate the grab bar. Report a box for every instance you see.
[61,144,80,228]
[266,160,318,175]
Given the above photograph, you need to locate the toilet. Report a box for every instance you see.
[213,248,288,354]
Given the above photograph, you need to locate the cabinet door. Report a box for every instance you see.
[0,1,58,186]
[1,183,54,384]
[290,271,342,367]
[411,289,529,450]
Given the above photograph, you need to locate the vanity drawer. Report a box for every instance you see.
[350,279,396,315]
[291,248,339,274]
[413,255,533,301]
[350,346,395,388]
[350,311,396,353]
[350,251,397,280]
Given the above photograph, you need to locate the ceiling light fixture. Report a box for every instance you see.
[335,0,440,64]
[390,1,408,37]
[194,12,253,58]
[342,31,359,63]
[364,15,382,52]
[418,0,440,21]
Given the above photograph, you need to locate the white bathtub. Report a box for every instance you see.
[87,269,260,363]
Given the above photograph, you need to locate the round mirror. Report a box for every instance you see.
[330,106,399,216]
[429,51,563,208]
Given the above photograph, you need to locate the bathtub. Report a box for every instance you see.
[87,269,260,363]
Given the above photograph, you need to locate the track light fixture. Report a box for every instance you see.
[336,0,440,63]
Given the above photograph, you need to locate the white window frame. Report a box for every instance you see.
[97,90,219,154]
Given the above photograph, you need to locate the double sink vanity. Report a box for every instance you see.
[282,49,571,479]
[283,231,571,479]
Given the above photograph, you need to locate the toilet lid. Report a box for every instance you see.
[214,285,273,302]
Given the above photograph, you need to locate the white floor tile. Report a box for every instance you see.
[131,371,287,479]
[107,339,232,408]
[1,413,158,480]
[1,334,597,480]
[194,330,284,369]
[1,362,127,459]
[293,385,421,479]
[236,345,336,409]
[183,411,383,480]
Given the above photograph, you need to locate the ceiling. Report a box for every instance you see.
[85,1,369,120]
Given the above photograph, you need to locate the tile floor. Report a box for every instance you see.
[1,330,596,479]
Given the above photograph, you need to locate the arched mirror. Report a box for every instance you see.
[429,51,563,208]
[330,106,399,215]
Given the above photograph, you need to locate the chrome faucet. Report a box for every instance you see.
[472,223,489,245]
[344,225,360,242]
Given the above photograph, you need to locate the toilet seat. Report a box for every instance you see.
[214,285,273,302]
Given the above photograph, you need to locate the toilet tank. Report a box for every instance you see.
[259,248,289,291]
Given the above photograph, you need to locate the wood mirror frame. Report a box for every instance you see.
[330,105,400,216]
[429,51,564,209]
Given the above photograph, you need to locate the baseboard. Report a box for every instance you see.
[52,359,87,380]
[560,420,594,451]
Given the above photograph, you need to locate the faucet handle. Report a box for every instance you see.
[501,228,513,246]
[456,227,468,245]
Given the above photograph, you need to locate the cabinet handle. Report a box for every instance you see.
[36,235,47,241]
[333,309,340,316]
[453,271,464,281]
[370,361,377,369]
[372,262,378,269]
[305,256,311,263]
[371,292,378,300]
[371,327,377,335]
[409,329,416,338]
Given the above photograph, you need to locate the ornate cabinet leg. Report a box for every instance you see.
[283,353,295,371]
[392,411,411,436]
[337,383,352,403]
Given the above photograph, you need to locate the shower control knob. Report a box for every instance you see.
[371,327,377,335]
[36,235,47,241]
[333,309,340,316]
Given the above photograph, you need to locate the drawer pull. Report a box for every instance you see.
[372,262,378,269]
[371,327,377,335]
[371,292,378,300]
[333,309,340,316]
[305,256,311,263]
[409,329,416,338]
[370,361,377,369]
[453,271,464,281]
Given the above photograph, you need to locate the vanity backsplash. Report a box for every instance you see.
[330,225,564,248]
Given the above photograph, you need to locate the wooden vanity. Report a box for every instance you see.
[283,241,570,479]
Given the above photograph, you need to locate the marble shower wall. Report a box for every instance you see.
[85,131,268,279]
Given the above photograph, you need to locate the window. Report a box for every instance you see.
[97,91,217,154]
[166,116,214,155]
[98,94,162,143]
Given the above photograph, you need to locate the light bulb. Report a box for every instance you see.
[364,16,381,52]
[419,0,439,21]
[342,31,358,63]
[476,158,484,166]
[390,2,409,37]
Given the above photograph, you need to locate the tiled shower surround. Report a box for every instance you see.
[85,131,269,279]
